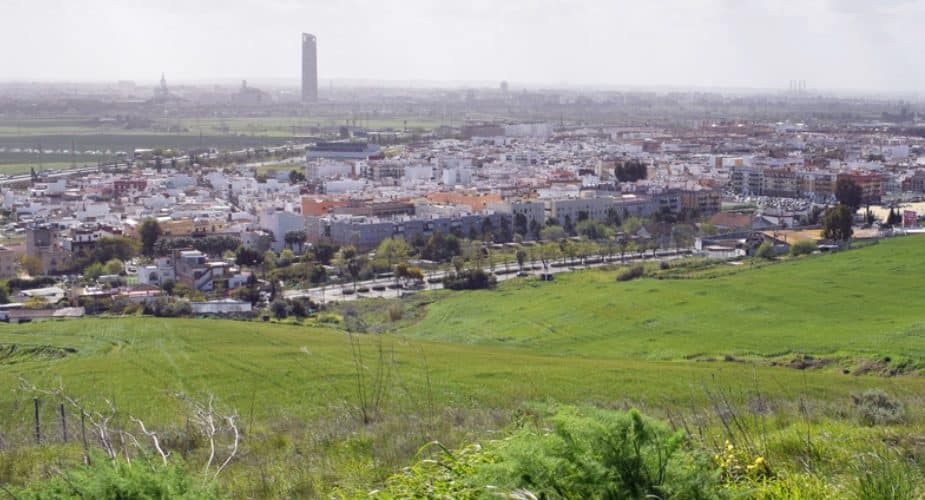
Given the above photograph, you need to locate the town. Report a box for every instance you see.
[0,92,923,322]
[5,3,925,496]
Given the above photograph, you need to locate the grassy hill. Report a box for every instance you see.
[2,237,925,495]
[402,237,925,367]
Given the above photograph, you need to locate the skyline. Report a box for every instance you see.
[4,0,925,93]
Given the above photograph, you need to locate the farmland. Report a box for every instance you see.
[2,237,925,496]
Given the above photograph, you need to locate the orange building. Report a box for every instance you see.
[424,192,503,213]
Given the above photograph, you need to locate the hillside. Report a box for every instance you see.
[2,238,925,496]
[402,237,925,367]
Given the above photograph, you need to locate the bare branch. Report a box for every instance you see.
[131,417,170,465]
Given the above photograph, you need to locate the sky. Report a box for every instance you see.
[4,0,925,92]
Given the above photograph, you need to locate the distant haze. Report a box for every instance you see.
[5,0,925,93]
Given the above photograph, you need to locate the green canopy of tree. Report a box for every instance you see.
[540,225,567,242]
[835,178,863,211]
[289,169,306,185]
[576,220,610,240]
[372,238,411,272]
[822,204,854,241]
[138,218,163,257]
[614,159,648,183]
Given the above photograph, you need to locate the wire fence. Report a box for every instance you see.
[0,398,95,452]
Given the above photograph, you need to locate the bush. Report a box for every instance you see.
[270,298,289,320]
[6,277,56,293]
[852,389,905,426]
[143,297,192,318]
[790,239,817,257]
[13,456,218,499]
[374,407,719,499]
[474,406,721,499]
[387,304,404,322]
[755,242,774,260]
[443,269,496,290]
[617,265,645,282]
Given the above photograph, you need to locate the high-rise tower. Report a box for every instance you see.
[301,33,318,102]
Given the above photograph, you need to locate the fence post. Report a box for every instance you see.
[59,403,68,443]
[33,397,41,445]
[81,410,90,465]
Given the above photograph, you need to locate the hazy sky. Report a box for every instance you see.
[5,0,925,92]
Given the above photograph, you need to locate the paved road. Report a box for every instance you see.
[284,248,695,304]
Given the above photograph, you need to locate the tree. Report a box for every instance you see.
[540,225,566,242]
[422,232,461,262]
[822,204,854,241]
[619,238,635,263]
[20,255,43,277]
[614,159,648,182]
[373,238,411,272]
[270,298,289,319]
[284,231,307,253]
[671,225,695,249]
[262,251,278,275]
[622,217,645,236]
[864,207,877,226]
[334,245,367,291]
[311,239,339,265]
[288,169,306,185]
[576,220,609,240]
[513,213,528,237]
[885,207,903,227]
[835,178,863,211]
[235,246,263,267]
[515,249,527,271]
[528,219,541,240]
[499,217,512,242]
[605,207,622,227]
[563,215,575,236]
[83,262,105,281]
[539,241,561,272]
[481,217,495,242]
[104,259,124,275]
[138,218,163,257]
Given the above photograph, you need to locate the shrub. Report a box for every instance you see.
[387,304,404,322]
[474,406,721,499]
[755,242,774,260]
[13,456,218,499]
[374,442,493,498]
[852,389,905,426]
[270,298,290,320]
[143,297,192,318]
[617,265,645,282]
[443,269,496,290]
[790,239,817,257]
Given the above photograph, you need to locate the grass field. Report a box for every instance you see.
[401,237,925,368]
[2,237,925,495]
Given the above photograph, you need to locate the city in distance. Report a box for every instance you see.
[2,1,925,498]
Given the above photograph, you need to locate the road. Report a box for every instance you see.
[284,248,695,304]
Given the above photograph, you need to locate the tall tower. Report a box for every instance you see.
[301,33,318,102]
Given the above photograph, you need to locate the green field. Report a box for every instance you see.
[2,237,925,495]
[403,237,925,366]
